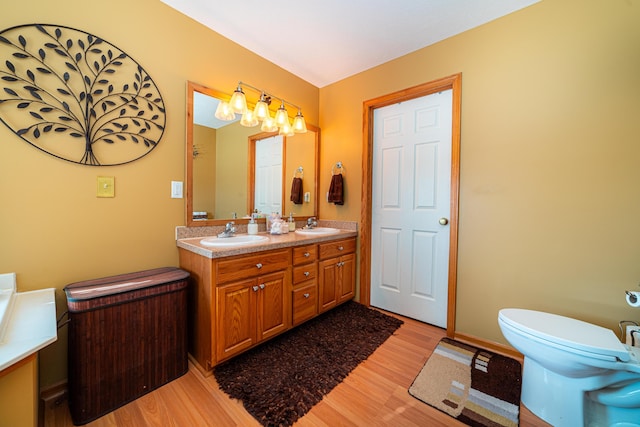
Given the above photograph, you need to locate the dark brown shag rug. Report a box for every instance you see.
[214,301,403,427]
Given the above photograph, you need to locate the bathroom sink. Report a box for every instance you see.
[295,227,341,236]
[200,234,269,247]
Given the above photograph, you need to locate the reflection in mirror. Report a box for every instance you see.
[186,81,319,227]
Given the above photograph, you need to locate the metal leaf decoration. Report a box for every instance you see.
[0,24,165,166]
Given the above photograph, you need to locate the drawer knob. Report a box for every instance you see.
[304,252,310,257]
[303,293,310,298]
[338,246,344,251]
[256,263,263,269]
[304,271,310,277]
[252,285,259,292]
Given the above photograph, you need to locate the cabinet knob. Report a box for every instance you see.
[336,261,343,267]
[304,252,310,257]
[304,271,310,277]
[303,293,310,298]
[256,263,263,269]
[338,246,344,251]
[259,283,265,289]
[252,285,259,292]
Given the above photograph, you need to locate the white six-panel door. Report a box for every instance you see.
[370,90,453,327]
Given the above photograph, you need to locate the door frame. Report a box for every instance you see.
[360,73,462,337]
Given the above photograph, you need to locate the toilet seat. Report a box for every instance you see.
[499,309,630,362]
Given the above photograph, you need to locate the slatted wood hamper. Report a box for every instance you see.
[64,267,190,425]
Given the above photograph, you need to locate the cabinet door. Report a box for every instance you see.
[216,278,257,361]
[256,270,290,342]
[337,253,356,304]
[319,257,338,313]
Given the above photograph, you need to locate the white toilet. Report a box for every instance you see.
[498,308,640,427]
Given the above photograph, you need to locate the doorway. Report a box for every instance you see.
[360,74,461,335]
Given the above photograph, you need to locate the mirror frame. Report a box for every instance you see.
[186,81,320,227]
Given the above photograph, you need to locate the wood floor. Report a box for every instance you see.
[44,311,549,427]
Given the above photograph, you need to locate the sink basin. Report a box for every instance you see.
[200,234,269,247]
[295,227,341,236]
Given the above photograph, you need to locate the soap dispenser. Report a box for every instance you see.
[288,213,296,232]
[248,214,258,235]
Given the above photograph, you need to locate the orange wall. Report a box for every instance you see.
[0,0,318,388]
[319,0,640,345]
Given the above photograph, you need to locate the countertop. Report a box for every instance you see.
[177,229,357,259]
[0,273,57,372]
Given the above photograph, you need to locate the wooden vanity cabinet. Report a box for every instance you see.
[318,238,356,313]
[178,235,356,374]
[215,249,291,362]
[291,244,318,326]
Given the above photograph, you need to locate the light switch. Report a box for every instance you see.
[97,176,115,198]
[171,181,183,198]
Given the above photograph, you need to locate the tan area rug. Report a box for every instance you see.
[409,338,522,427]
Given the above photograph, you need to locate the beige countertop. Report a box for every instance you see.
[177,229,357,259]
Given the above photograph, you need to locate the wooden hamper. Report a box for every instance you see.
[64,267,189,425]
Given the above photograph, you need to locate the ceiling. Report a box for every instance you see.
[161,0,539,88]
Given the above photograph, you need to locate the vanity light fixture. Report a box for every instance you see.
[216,81,307,134]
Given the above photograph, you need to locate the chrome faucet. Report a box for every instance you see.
[306,217,317,229]
[218,221,236,238]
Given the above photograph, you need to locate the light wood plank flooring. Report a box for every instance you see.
[44,311,549,426]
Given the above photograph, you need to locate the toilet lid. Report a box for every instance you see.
[499,308,629,362]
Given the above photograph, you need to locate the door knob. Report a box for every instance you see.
[439,217,449,225]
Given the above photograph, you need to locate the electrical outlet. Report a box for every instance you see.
[626,326,640,347]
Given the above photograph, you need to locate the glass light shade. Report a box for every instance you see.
[254,93,270,121]
[292,110,307,133]
[229,87,247,113]
[274,103,289,127]
[261,115,278,132]
[214,101,235,121]
[279,120,294,136]
[240,109,259,127]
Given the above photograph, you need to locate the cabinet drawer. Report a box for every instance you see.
[292,282,318,326]
[216,249,290,284]
[293,264,317,285]
[319,238,356,260]
[292,244,318,265]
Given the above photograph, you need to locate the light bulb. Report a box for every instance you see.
[292,110,307,133]
[229,85,247,114]
[254,93,270,121]
[240,109,259,127]
[279,120,294,137]
[261,115,278,132]
[214,101,235,121]
[274,102,289,127]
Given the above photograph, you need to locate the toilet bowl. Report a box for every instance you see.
[498,308,640,427]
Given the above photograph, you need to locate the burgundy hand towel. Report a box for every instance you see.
[290,177,303,204]
[328,173,344,205]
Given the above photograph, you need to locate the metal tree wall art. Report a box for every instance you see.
[0,24,165,166]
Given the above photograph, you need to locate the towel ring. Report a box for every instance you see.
[331,161,345,176]
[293,166,303,178]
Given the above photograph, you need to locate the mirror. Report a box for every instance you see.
[186,81,319,227]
